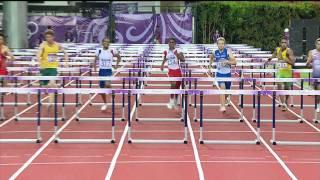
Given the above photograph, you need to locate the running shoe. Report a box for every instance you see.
[101,104,108,111]
[219,105,226,112]
[167,99,175,109]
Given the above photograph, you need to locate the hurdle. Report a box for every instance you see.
[0,89,43,143]
[128,89,189,144]
[55,91,116,144]
[199,90,261,145]
[270,90,320,146]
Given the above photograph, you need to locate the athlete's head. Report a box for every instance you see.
[44,30,55,44]
[217,37,226,50]
[168,38,176,49]
[315,38,320,51]
[102,37,110,49]
[280,37,288,49]
[0,33,5,46]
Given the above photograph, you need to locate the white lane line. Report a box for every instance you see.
[104,95,137,179]
[164,69,204,179]
[202,66,298,180]
[187,113,205,180]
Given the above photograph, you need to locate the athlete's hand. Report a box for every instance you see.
[160,65,164,71]
[306,62,312,68]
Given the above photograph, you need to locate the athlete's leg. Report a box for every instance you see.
[218,82,226,112]
[315,82,320,112]
[224,80,232,106]
[284,82,291,105]
[99,69,112,110]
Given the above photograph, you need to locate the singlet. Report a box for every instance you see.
[276,47,292,75]
[40,42,60,69]
[96,48,116,70]
[164,49,180,70]
[214,48,231,74]
[311,49,320,78]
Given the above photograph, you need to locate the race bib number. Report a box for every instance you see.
[168,55,177,66]
[218,61,227,67]
[100,58,112,68]
[277,62,288,68]
[48,54,57,62]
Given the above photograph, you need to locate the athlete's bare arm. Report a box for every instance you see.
[306,50,313,68]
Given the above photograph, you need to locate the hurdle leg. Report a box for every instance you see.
[193,80,198,122]
[14,77,19,121]
[183,92,188,144]
[239,80,244,122]
[36,90,42,143]
[0,93,4,121]
[75,87,80,121]
[252,80,257,122]
[89,68,93,105]
[127,92,132,143]
[121,80,125,121]
[199,92,204,144]
[111,91,116,143]
[255,92,261,145]
[314,95,319,123]
[188,70,192,106]
[54,92,60,143]
[297,80,304,123]
[180,80,185,121]
[271,92,277,145]
[135,80,139,121]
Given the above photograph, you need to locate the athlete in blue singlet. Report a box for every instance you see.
[306,38,320,112]
[209,37,236,112]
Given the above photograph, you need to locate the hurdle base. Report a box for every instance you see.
[270,140,320,146]
[0,138,42,143]
[135,118,183,122]
[76,117,123,121]
[41,102,77,106]
[1,102,32,106]
[200,140,259,145]
[258,119,301,123]
[89,102,123,106]
[203,118,243,123]
[297,119,304,123]
[128,139,187,144]
[313,119,319,123]
[55,138,115,144]
[16,117,65,121]
[139,103,181,107]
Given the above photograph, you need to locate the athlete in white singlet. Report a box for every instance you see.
[306,38,320,112]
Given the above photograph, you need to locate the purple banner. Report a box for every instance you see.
[27,16,109,48]
[115,13,192,44]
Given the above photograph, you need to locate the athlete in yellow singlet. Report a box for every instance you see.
[36,30,69,110]
[267,38,295,111]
